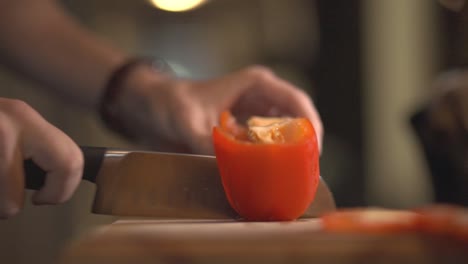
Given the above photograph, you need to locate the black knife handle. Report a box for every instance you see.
[24,146,107,190]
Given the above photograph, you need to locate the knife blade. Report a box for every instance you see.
[24,147,335,219]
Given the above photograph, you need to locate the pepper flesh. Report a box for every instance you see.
[212,112,320,221]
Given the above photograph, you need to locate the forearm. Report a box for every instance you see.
[0,0,128,108]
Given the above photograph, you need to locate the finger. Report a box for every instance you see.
[265,77,324,151]
[179,105,216,155]
[219,66,321,122]
[9,101,84,205]
[264,87,323,152]
[25,126,83,205]
[210,66,297,122]
[0,113,24,219]
[191,133,215,155]
[204,66,276,112]
[225,66,324,152]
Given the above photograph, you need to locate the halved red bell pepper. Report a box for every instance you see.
[212,111,320,221]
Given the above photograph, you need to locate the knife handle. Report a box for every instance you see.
[24,146,107,190]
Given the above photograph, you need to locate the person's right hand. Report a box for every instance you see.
[0,98,83,219]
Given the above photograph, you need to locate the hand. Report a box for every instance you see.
[111,65,323,155]
[0,98,83,219]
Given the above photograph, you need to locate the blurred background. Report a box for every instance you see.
[0,0,466,263]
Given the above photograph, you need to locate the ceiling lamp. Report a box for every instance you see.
[149,0,208,12]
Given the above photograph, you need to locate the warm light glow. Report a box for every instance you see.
[149,0,207,12]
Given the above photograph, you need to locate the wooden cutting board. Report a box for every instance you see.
[60,219,467,264]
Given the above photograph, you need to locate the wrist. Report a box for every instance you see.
[99,58,174,140]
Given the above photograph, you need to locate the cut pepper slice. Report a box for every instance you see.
[414,204,468,242]
[213,111,320,221]
[321,208,421,234]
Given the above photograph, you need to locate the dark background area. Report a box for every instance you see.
[314,0,364,207]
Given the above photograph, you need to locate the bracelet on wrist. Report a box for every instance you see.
[99,57,174,139]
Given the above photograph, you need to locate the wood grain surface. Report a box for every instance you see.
[61,219,467,264]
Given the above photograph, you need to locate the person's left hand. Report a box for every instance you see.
[107,65,323,155]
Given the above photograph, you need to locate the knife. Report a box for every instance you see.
[24,146,335,219]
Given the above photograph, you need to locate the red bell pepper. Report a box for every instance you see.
[212,112,320,221]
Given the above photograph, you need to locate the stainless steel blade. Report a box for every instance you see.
[91,150,335,218]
